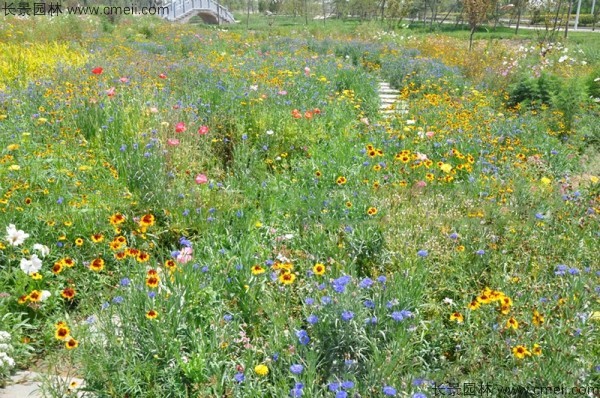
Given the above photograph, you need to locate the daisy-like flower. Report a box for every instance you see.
[5,224,29,246]
[512,345,531,359]
[367,207,378,216]
[146,310,158,319]
[506,317,519,330]
[313,263,326,276]
[449,312,464,323]
[65,338,78,349]
[279,272,296,285]
[251,265,265,275]
[90,258,104,272]
[61,287,76,300]
[55,326,70,340]
[90,233,104,243]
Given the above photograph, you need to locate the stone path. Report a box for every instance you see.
[378,80,409,117]
[1,371,85,398]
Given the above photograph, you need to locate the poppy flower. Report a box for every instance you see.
[158,73,167,79]
[175,122,186,133]
[198,125,209,135]
[195,174,208,184]
[91,67,103,75]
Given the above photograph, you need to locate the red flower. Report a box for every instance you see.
[175,122,186,133]
[91,67,103,75]
[159,73,167,79]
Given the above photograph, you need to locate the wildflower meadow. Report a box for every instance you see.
[0,12,599,398]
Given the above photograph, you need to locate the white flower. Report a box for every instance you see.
[5,224,29,246]
[406,119,416,125]
[594,77,600,82]
[0,343,10,351]
[40,290,52,301]
[20,254,43,275]
[0,331,10,343]
[266,130,274,135]
[0,352,15,368]
[33,243,50,257]
[443,297,454,305]
[558,55,568,63]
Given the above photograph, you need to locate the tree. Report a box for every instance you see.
[463,0,493,50]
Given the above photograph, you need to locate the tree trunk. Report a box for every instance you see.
[564,0,572,37]
[469,26,475,50]
[515,0,522,34]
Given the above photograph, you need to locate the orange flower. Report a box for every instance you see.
[90,258,104,272]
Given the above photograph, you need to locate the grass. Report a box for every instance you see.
[0,13,599,398]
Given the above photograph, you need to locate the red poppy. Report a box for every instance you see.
[91,67,103,75]
[159,73,167,79]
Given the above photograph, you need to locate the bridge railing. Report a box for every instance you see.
[163,0,235,23]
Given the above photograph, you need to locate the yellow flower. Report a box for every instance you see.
[65,338,78,350]
[449,312,464,323]
[590,175,598,184]
[506,317,519,330]
[532,344,542,356]
[255,221,263,228]
[440,163,452,173]
[251,265,265,275]
[8,165,21,171]
[467,300,480,310]
[146,310,158,319]
[532,310,544,326]
[540,177,551,185]
[279,271,296,285]
[512,345,531,359]
[313,263,326,276]
[254,364,269,376]
[75,238,84,246]
[367,207,378,216]
[7,144,19,151]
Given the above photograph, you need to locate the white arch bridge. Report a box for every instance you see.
[162,0,235,24]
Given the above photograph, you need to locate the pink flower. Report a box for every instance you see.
[198,125,209,135]
[415,180,427,188]
[176,247,193,264]
[195,174,208,184]
[304,67,310,77]
[167,138,180,146]
[106,87,116,97]
[175,122,186,133]
[425,131,435,139]
[149,107,158,114]
[119,77,129,83]
[278,90,287,95]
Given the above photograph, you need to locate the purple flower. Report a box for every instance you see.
[449,232,458,239]
[305,298,315,306]
[412,393,427,398]
[290,364,303,375]
[332,275,352,293]
[341,380,354,389]
[390,311,406,322]
[335,391,348,398]
[120,278,130,287]
[476,250,485,255]
[377,275,387,284]
[112,296,124,304]
[223,314,233,322]
[568,268,580,275]
[383,386,397,396]
[417,250,428,257]
[329,382,341,391]
[234,372,244,383]
[307,314,318,324]
[179,237,192,247]
[341,311,354,321]
[321,296,332,305]
[57,197,64,204]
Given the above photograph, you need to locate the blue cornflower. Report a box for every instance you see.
[377,275,387,284]
[335,391,348,398]
[412,393,427,398]
[148,291,156,299]
[328,382,341,391]
[234,372,244,383]
[223,314,233,322]
[535,213,545,220]
[296,329,310,345]
[382,385,397,396]
[568,268,580,275]
[112,296,124,304]
[555,264,568,276]
[449,232,458,239]
[341,380,354,389]
[359,277,373,288]
[332,275,351,293]
[57,197,64,204]
[321,296,332,305]
[307,314,318,325]
[120,278,130,287]
[290,364,303,375]
[417,250,428,257]
[341,311,354,321]
[476,250,485,255]
[390,311,405,322]
[179,237,192,247]
[364,299,375,309]
[305,298,315,305]
[272,352,279,361]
